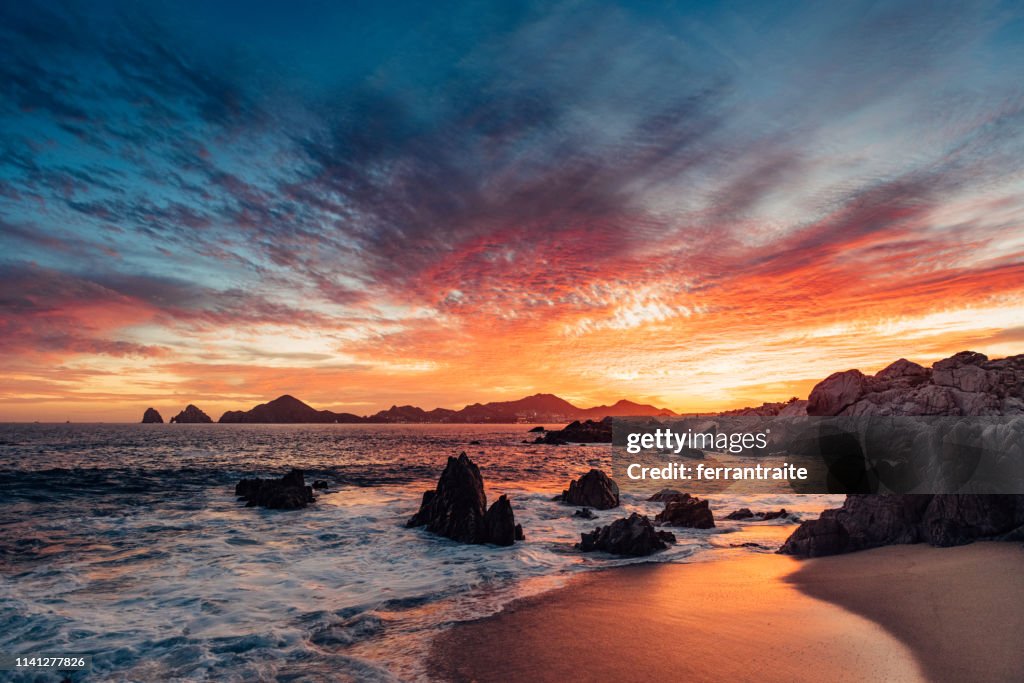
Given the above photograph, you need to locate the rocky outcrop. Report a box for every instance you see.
[724,508,794,521]
[807,351,1024,417]
[170,404,213,423]
[578,513,676,556]
[573,507,597,519]
[558,469,620,509]
[141,408,163,423]
[537,418,613,444]
[782,351,1024,556]
[407,452,523,546]
[653,493,715,528]
[235,469,315,509]
[779,494,1024,556]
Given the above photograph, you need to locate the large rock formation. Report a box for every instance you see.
[558,469,620,509]
[807,351,1024,417]
[538,418,613,444]
[653,493,715,528]
[141,408,163,423]
[170,404,213,423]
[235,469,316,509]
[578,513,676,556]
[782,351,1024,557]
[780,494,1024,556]
[407,452,523,546]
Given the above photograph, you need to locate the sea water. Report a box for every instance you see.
[0,424,841,681]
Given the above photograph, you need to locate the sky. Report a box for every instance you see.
[2,0,1024,422]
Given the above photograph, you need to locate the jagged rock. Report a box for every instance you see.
[647,488,684,502]
[559,469,620,509]
[779,494,1024,557]
[170,404,213,423]
[573,507,597,520]
[539,418,613,444]
[578,513,676,556]
[235,469,315,510]
[483,495,520,546]
[141,408,163,424]
[407,452,522,546]
[654,493,715,528]
[724,508,793,521]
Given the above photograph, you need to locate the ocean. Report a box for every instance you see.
[0,424,841,681]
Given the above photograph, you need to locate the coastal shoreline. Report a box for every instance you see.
[429,542,1024,682]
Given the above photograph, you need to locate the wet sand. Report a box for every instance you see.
[430,550,925,682]
[788,542,1024,683]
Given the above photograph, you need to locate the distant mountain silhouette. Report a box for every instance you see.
[214,392,676,423]
[219,395,363,423]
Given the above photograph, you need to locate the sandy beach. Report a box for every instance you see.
[430,540,1024,682]
[789,542,1024,682]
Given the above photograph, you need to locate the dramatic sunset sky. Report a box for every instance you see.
[2,1,1023,421]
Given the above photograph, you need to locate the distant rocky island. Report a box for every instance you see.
[142,393,676,425]
[170,404,213,423]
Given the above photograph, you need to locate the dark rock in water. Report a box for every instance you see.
[483,495,519,547]
[578,513,676,556]
[528,426,545,432]
[468,440,481,445]
[725,508,793,521]
[540,417,613,444]
[731,542,771,550]
[407,452,523,545]
[559,469,620,509]
[779,494,1024,557]
[654,493,715,528]
[141,407,163,424]
[647,488,684,502]
[574,507,597,520]
[170,404,213,423]
[312,480,328,490]
[235,468,315,510]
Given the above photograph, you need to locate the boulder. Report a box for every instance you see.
[170,404,213,423]
[235,468,315,510]
[654,493,715,528]
[573,507,597,520]
[647,488,684,502]
[528,426,546,432]
[312,480,328,490]
[559,469,620,509]
[407,452,522,545]
[141,408,163,424]
[724,508,793,521]
[578,513,676,556]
